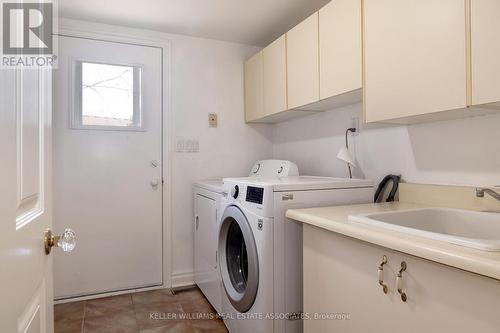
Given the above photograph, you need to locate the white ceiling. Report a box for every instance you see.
[58,0,331,46]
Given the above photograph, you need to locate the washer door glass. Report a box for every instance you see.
[219,206,259,313]
[226,221,248,293]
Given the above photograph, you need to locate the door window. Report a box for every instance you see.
[71,61,143,130]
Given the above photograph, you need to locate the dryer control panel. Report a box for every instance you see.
[249,160,299,177]
[222,180,274,218]
[246,186,264,205]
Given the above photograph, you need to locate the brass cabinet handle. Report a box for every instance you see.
[378,255,388,294]
[397,261,408,302]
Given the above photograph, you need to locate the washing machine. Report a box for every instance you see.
[194,160,299,314]
[218,176,374,333]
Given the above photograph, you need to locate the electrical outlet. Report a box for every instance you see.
[208,113,218,128]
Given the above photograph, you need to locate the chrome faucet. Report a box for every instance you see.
[475,188,500,201]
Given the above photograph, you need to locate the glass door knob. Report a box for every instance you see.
[44,228,76,255]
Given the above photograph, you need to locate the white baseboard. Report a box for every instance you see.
[54,273,196,304]
[54,285,165,304]
[171,271,195,289]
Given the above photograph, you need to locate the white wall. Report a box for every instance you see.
[273,103,500,187]
[167,34,273,284]
[55,19,274,289]
[55,20,500,290]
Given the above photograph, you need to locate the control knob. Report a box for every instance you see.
[231,185,240,199]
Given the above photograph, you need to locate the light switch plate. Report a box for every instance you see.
[208,113,218,128]
[185,139,199,153]
[175,138,185,152]
[176,137,199,153]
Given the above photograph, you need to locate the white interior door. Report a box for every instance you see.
[53,36,163,299]
[0,67,54,332]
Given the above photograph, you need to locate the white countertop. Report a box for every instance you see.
[286,202,500,281]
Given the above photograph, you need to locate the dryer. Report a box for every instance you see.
[193,180,224,313]
[218,176,374,333]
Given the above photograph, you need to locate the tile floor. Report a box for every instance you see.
[54,287,228,333]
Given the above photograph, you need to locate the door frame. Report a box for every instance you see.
[56,18,174,294]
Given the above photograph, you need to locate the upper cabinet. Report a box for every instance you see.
[245,0,500,124]
[244,1,363,123]
[263,35,288,118]
[319,0,362,100]
[363,0,468,123]
[363,0,500,124]
[471,0,500,106]
[286,12,320,109]
[244,51,264,122]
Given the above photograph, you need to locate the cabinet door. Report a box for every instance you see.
[304,225,500,333]
[263,35,287,116]
[287,12,319,109]
[244,51,264,122]
[363,0,467,123]
[319,0,362,99]
[471,0,500,105]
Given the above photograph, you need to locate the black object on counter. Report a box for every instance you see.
[374,174,401,203]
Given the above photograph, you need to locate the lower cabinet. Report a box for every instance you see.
[303,225,500,333]
[194,190,222,313]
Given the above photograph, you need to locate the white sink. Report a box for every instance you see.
[349,208,500,251]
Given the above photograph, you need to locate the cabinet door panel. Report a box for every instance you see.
[287,12,319,109]
[319,0,362,99]
[471,0,500,105]
[363,0,467,122]
[304,225,500,333]
[304,226,394,333]
[244,51,264,122]
[263,35,287,116]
